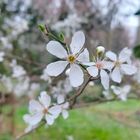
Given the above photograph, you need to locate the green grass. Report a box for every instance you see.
[1,100,140,140]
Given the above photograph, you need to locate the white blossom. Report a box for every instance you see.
[23,91,61,127]
[46,31,90,87]
[10,59,26,78]
[60,102,69,119]
[87,59,114,89]
[111,85,131,101]
[28,83,40,98]
[13,76,30,97]
[106,48,137,83]
[102,90,114,100]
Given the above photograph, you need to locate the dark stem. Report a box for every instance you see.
[68,76,92,108]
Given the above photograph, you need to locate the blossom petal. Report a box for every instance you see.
[63,102,69,109]
[77,48,89,63]
[111,85,121,95]
[103,61,114,71]
[82,62,95,66]
[48,105,61,118]
[100,70,109,90]
[23,113,43,126]
[106,51,117,61]
[57,94,65,104]
[38,91,51,108]
[46,61,68,76]
[46,41,68,58]
[45,114,55,125]
[119,47,132,63]
[123,85,131,93]
[87,66,98,77]
[29,100,43,114]
[24,125,37,133]
[70,31,85,54]
[121,64,137,75]
[111,67,122,83]
[69,64,84,87]
[62,110,69,119]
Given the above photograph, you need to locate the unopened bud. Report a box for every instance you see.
[96,46,105,54]
[96,46,105,59]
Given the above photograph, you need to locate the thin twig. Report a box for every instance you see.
[68,76,92,108]
[16,120,45,140]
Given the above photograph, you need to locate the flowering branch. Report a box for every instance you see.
[16,76,93,139]
[19,29,137,140]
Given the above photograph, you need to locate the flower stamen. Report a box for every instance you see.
[115,61,121,67]
[96,62,104,69]
[67,55,76,64]
[43,108,48,114]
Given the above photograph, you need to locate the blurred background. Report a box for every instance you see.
[1,0,140,140]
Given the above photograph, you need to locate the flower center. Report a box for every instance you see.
[43,108,48,114]
[67,55,76,63]
[96,62,104,69]
[115,61,121,67]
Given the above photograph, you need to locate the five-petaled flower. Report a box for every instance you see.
[46,31,89,87]
[23,91,61,127]
[106,48,137,83]
[86,49,114,89]
[111,85,131,101]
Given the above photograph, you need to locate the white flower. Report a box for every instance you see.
[46,31,90,87]
[0,52,5,62]
[10,60,26,78]
[102,90,113,100]
[28,83,40,98]
[111,85,131,101]
[87,60,114,89]
[23,91,61,127]
[60,102,69,119]
[106,48,137,83]
[13,76,30,97]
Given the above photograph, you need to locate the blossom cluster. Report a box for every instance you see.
[46,31,137,89]
[103,85,131,101]
[23,30,137,132]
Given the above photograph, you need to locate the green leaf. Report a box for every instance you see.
[133,45,140,58]
[38,24,46,32]
[59,32,65,41]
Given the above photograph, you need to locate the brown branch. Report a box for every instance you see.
[16,120,45,140]
[68,76,92,108]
